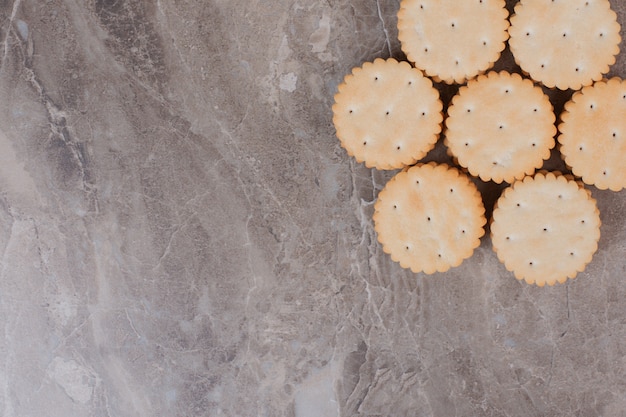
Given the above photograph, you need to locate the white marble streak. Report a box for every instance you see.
[0,0,625,416]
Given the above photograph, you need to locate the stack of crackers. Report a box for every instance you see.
[332,0,624,286]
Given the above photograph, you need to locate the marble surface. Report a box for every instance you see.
[1,0,625,416]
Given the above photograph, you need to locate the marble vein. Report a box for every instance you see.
[0,0,624,416]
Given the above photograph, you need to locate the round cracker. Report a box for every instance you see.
[332,58,443,170]
[491,172,601,286]
[397,0,509,85]
[373,162,486,274]
[558,78,626,191]
[444,71,556,184]
[508,0,621,91]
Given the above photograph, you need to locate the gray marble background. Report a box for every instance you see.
[0,0,625,416]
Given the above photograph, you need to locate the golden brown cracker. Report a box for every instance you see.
[491,172,601,286]
[373,162,486,274]
[332,58,443,170]
[445,71,556,184]
[558,78,626,191]
[398,0,509,84]
[509,0,621,90]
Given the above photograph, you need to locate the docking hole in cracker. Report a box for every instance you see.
[397,0,509,84]
[508,0,621,90]
[332,58,443,170]
[445,71,556,184]
[558,78,626,191]
[373,162,486,274]
[491,172,601,286]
